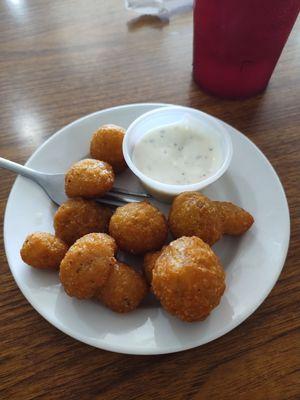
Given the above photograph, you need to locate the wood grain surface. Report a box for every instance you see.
[0,1,299,399]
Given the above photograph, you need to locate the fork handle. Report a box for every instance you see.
[0,157,42,182]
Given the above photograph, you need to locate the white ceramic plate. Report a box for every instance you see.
[4,103,290,355]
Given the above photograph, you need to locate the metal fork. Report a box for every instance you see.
[0,157,150,207]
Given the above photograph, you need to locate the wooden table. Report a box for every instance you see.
[1,1,299,399]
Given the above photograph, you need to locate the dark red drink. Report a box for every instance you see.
[193,0,300,99]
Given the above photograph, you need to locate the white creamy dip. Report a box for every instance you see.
[132,120,222,185]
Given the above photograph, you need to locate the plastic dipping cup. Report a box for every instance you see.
[123,106,233,203]
[193,0,300,99]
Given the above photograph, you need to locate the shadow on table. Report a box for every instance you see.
[127,15,169,31]
[185,76,269,130]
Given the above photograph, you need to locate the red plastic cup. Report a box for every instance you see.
[193,0,300,99]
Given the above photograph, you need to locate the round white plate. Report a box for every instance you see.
[4,103,290,355]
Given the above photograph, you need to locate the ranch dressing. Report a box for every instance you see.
[132,119,222,185]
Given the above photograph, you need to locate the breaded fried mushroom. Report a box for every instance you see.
[90,124,127,173]
[169,192,254,245]
[59,233,116,299]
[214,201,254,235]
[152,236,225,322]
[97,262,148,313]
[65,159,114,198]
[109,202,168,255]
[54,198,112,245]
[20,232,68,269]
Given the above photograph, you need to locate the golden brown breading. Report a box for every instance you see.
[152,236,225,322]
[109,202,168,255]
[20,232,68,269]
[54,198,112,245]
[65,159,114,198]
[97,262,148,313]
[143,247,166,284]
[90,124,127,173]
[169,192,222,245]
[169,192,254,245]
[213,201,254,235]
[59,233,116,299]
